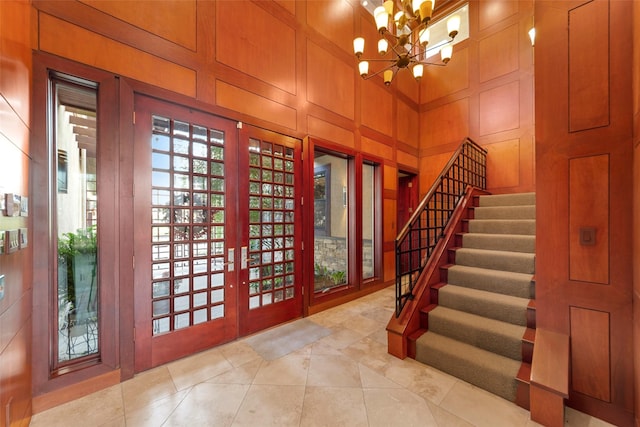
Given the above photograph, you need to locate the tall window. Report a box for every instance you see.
[313,151,349,293]
[311,144,382,299]
[53,78,99,365]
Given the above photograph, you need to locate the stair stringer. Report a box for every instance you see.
[386,186,490,359]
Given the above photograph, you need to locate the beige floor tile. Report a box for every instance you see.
[382,357,457,405]
[439,380,530,427]
[252,354,310,386]
[338,313,382,336]
[121,366,178,413]
[426,400,475,427]
[232,384,305,427]
[124,389,189,427]
[206,358,262,385]
[307,354,361,387]
[166,348,234,390]
[30,384,124,427]
[363,388,438,427]
[564,407,617,427]
[220,340,262,368]
[163,383,249,427]
[300,386,368,427]
[316,326,364,350]
[358,364,402,389]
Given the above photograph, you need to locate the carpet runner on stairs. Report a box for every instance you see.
[414,192,535,403]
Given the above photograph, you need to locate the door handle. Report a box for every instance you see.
[227,248,235,272]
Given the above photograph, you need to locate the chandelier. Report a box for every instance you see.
[353,0,461,85]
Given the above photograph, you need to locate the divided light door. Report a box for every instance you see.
[133,95,303,371]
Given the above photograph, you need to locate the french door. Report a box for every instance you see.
[133,95,302,371]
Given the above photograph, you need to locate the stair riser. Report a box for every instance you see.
[453,250,536,275]
[446,267,534,299]
[473,206,536,220]
[478,193,536,207]
[467,220,536,236]
[461,234,535,253]
[437,288,528,327]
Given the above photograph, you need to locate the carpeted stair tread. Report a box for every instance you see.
[478,192,536,207]
[453,248,535,274]
[461,233,535,253]
[446,265,534,299]
[415,331,521,402]
[427,306,525,360]
[473,205,535,220]
[437,284,528,326]
[467,219,536,235]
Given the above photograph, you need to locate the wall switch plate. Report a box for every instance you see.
[579,227,596,246]
[0,275,5,301]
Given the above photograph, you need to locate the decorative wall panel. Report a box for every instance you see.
[420,98,469,149]
[80,0,196,50]
[306,0,354,54]
[396,100,418,148]
[479,24,519,83]
[422,46,469,103]
[361,80,393,136]
[569,0,610,132]
[39,13,196,97]
[479,81,520,135]
[569,154,609,284]
[396,150,419,170]
[307,115,354,148]
[216,1,296,95]
[361,136,393,159]
[570,306,611,402]
[485,139,520,189]
[479,0,519,32]
[216,80,297,130]
[306,40,355,120]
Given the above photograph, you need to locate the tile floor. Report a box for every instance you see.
[31,286,615,427]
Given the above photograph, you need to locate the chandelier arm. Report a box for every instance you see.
[362,64,396,80]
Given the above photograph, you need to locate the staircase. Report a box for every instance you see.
[412,192,536,406]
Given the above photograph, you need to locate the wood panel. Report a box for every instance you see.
[307,115,354,148]
[306,39,355,120]
[80,0,196,50]
[383,165,397,191]
[274,0,295,15]
[361,136,393,160]
[0,1,31,425]
[420,98,470,149]
[479,23,519,83]
[478,0,519,32]
[306,0,354,54]
[485,139,520,189]
[383,198,396,242]
[570,307,611,402]
[569,155,609,284]
[396,99,419,148]
[215,0,296,95]
[361,79,393,136]
[383,250,395,282]
[479,81,520,135]
[422,46,469,103]
[396,150,419,170]
[569,0,609,132]
[39,13,196,97]
[216,80,297,130]
[419,151,452,197]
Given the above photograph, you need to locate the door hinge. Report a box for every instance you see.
[133,327,136,342]
[132,256,135,270]
[301,241,304,251]
[133,111,136,124]
[301,196,304,206]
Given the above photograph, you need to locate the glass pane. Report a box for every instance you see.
[362,163,376,280]
[313,151,348,293]
[55,81,100,363]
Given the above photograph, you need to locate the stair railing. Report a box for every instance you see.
[395,138,487,317]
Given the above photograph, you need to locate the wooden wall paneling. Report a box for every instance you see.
[361,136,393,160]
[38,13,197,97]
[478,23,519,83]
[485,138,520,189]
[396,99,419,148]
[568,0,610,132]
[306,0,354,54]
[570,306,611,402]
[307,115,355,148]
[361,79,393,136]
[79,0,197,50]
[634,3,640,425]
[274,0,295,16]
[478,0,519,32]
[215,0,296,95]
[396,150,419,171]
[306,39,355,120]
[383,250,395,282]
[215,80,297,130]
[422,46,470,104]
[383,197,396,243]
[418,151,452,197]
[568,155,609,284]
[478,80,520,136]
[395,68,420,105]
[420,98,470,149]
